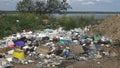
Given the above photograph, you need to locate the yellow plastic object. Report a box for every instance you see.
[12,50,25,60]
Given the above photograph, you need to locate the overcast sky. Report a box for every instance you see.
[0,0,120,11]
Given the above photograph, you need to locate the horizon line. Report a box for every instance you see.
[0,11,120,14]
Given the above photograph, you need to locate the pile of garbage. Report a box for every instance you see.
[90,14,120,42]
[0,27,119,68]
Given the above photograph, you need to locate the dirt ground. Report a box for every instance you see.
[90,14,120,42]
[65,59,120,68]
[13,59,120,68]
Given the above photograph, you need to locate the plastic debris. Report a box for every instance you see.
[0,27,118,68]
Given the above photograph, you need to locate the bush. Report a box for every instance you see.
[0,13,102,38]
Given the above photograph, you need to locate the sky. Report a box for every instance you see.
[0,0,120,11]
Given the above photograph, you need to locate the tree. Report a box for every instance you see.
[17,0,35,12]
[35,0,47,14]
[45,0,71,13]
[17,0,71,14]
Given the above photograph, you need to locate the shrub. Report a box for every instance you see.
[0,13,101,38]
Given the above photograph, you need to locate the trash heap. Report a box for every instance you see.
[0,27,119,68]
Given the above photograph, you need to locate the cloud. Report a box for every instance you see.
[96,0,101,2]
[95,0,112,2]
[77,0,84,1]
[80,1,95,5]
[70,0,112,5]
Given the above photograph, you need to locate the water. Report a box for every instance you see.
[0,11,117,19]
[53,13,116,19]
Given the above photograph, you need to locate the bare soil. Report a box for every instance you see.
[90,14,120,42]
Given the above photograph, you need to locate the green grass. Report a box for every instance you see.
[0,13,102,38]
